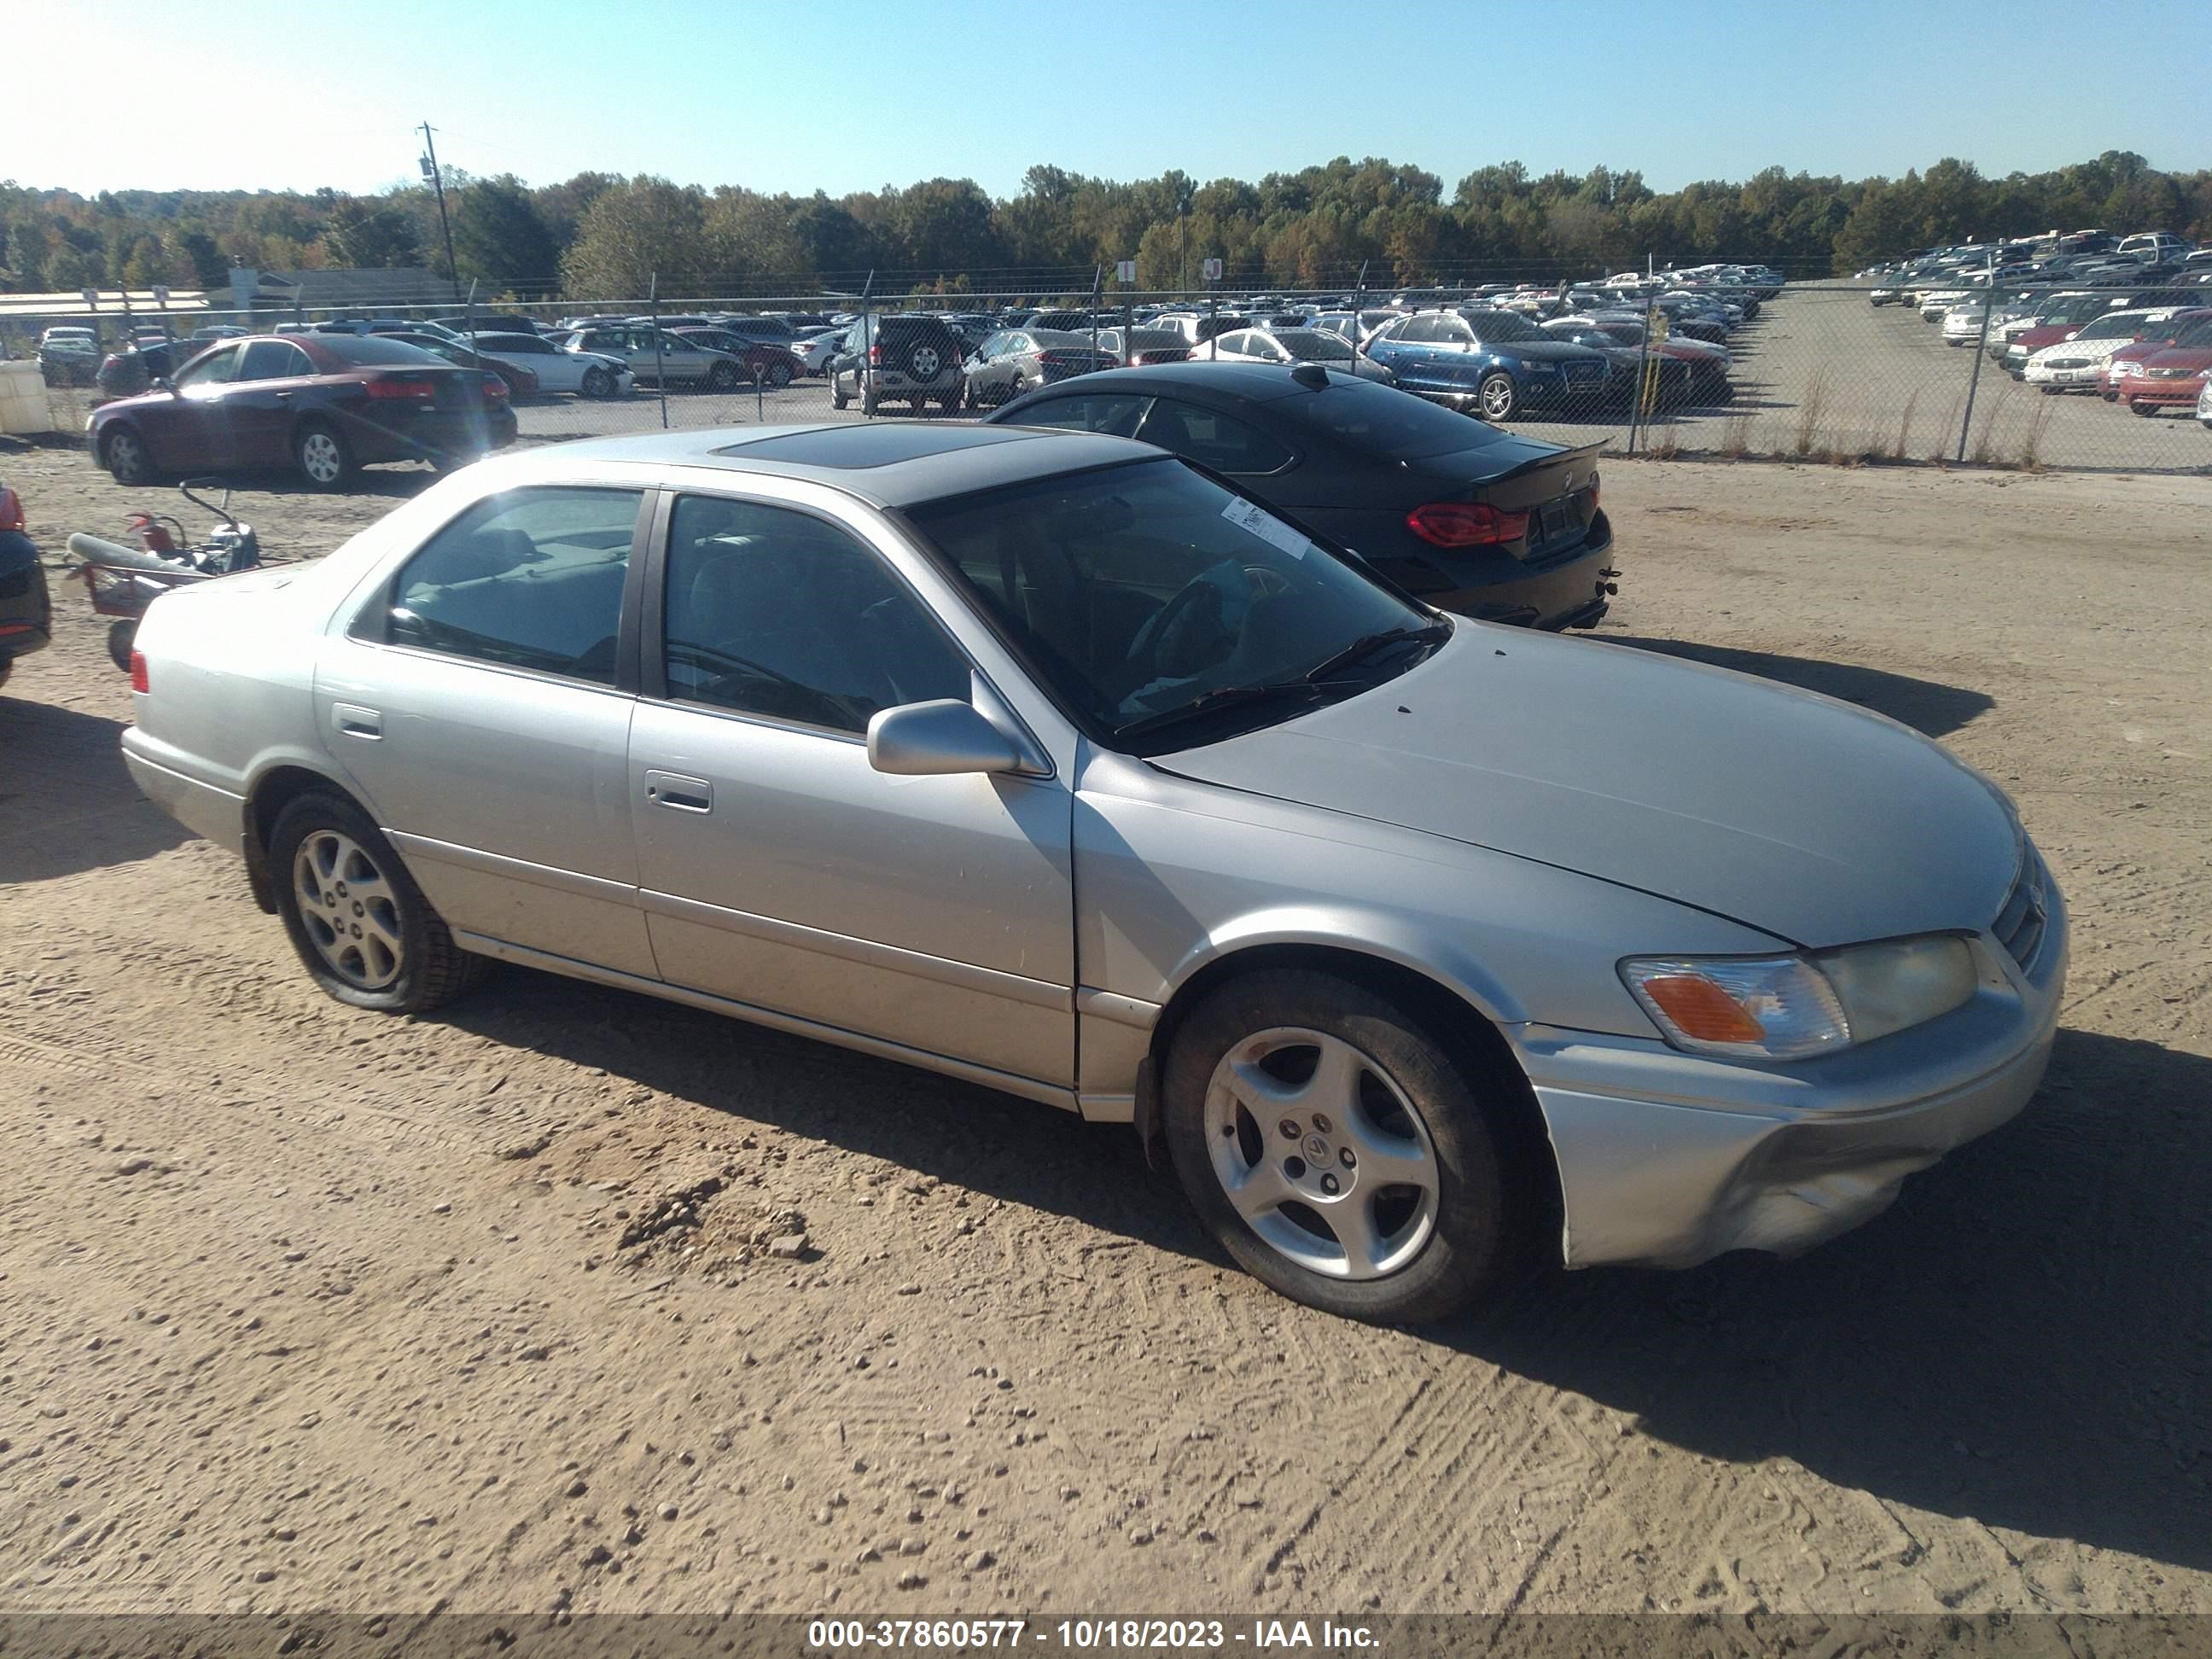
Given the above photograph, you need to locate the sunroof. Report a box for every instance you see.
[719,424,1040,469]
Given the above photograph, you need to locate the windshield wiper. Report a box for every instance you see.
[1301,620,1451,684]
[1110,679,1339,746]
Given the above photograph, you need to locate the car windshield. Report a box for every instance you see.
[2077,316,2141,340]
[904,458,1440,752]
[1272,375,1522,459]
[2169,318,2212,348]
[1459,310,1546,342]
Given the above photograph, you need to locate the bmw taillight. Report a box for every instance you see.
[1406,501,1528,547]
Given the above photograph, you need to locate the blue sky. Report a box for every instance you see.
[13,0,2209,198]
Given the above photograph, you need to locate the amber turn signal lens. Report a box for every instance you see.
[1637,974,1767,1044]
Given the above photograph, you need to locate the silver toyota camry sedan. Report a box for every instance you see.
[119,422,2065,1324]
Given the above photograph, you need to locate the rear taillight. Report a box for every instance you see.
[0,486,22,533]
[481,373,509,401]
[364,375,437,401]
[1406,501,1528,547]
[868,344,882,364]
[1588,475,1600,509]
[129,650,149,693]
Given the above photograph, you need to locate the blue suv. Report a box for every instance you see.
[1363,308,1614,422]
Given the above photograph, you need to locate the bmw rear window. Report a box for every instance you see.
[1271,377,1517,459]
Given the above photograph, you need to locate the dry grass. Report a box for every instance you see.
[1718,416,1751,458]
[1889,388,1921,463]
[1793,370,1831,457]
[2015,393,2056,471]
[1928,393,1966,465]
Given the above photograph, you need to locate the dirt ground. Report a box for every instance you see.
[2,447,2209,1621]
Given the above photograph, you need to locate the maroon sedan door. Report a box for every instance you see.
[222,339,320,469]
[135,343,242,472]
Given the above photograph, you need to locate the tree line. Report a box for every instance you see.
[3,150,2206,301]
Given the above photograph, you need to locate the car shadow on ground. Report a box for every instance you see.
[1601,636,1996,738]
[448,966,2210,1575]
[0,697,189,880]
[1436,1027,2212,1577]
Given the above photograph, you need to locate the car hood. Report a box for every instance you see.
[1155,628,2019,949]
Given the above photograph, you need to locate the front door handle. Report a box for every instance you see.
[643,770,713,813]
[333,702,382,740]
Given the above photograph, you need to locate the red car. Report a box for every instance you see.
[668,328,806,387]
[87,333,519,491]
[2108,315,2212,414]
[2098,308,2212,398]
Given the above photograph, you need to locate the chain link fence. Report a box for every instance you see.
[17,278,2212,475]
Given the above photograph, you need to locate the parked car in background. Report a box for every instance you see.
[464,331,633,399]
[703,313,800,345]
[434,315,545,338]
[2108,314,2212,415]
[830,313,969,414]
[384,333,543,400]
[670,328,805,388]
[1363,309,1613,422]
[2095,310,2212,397]
[1310,308,1404,346]
[2021,308,2177,392]
[1549,316,1734,403]
[561,325,750,390]
[0,478,51,691]
[790,327,851,376]
[1147,311,1254,349]
[2198,374,2212,429]
[88,334,516,489]
[1201,328,1397,384]
[961,329,1115,406]
[988,362,1615,629]
[96,340,183,398]
[1091,327,1194,369]
[38,333,102,386]
[190,324,250,344]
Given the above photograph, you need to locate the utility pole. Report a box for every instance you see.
[418,122,461,302]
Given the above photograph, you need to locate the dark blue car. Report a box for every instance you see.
[1362,308,1614,422]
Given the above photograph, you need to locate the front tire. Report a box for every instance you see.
[2129,400,2159,417]
[1161,968,1519,1324]
[707,361,741,391]
[270,792,484,1014]
[581,366,614,399]
[294,422,352,490]
[1477,371,1518,422]
[103,426,157,486]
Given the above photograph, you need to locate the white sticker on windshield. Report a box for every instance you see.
[1221,497,1310,558]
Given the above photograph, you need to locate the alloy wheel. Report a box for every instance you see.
[1203,1027,1441,1279]
[299,430,344,485]
[293,830,405,990]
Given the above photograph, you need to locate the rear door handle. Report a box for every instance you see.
[333,702,382,740]
[643,770,713,813]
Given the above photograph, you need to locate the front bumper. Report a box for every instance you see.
[1516,871,2068,1270]
[2116,378,2209,406]
[0,530,52,662]
[2023,363,2105,387]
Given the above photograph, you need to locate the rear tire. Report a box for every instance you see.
[107,620,137,674]
[707,361,741,392]
[766,361,794,389]
[270,791,485,1015]
[832,380,850,410]
[294,422,353,490]
[1161,967,1522,1324]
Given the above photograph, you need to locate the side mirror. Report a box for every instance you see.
[867,699,1024,777]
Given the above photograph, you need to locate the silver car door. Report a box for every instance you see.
[628,488,1076,1089]
[317,485,657,978]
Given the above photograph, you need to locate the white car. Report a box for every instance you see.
[1940,301,1994,345]
[2198,374,2212,429]
[790,328,850,376]
[1919,289,1972,319]
[464,330,633,399]
[2022,309,2179,391]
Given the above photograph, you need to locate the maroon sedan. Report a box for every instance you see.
[668,328,806,388]
[88,333,519,491]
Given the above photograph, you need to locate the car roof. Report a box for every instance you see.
[486,422,1157,509]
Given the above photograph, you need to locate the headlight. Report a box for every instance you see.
[1621,935,1977,1060]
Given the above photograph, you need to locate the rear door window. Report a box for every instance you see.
[1135,398,1294,474]
[374,488,644,685]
